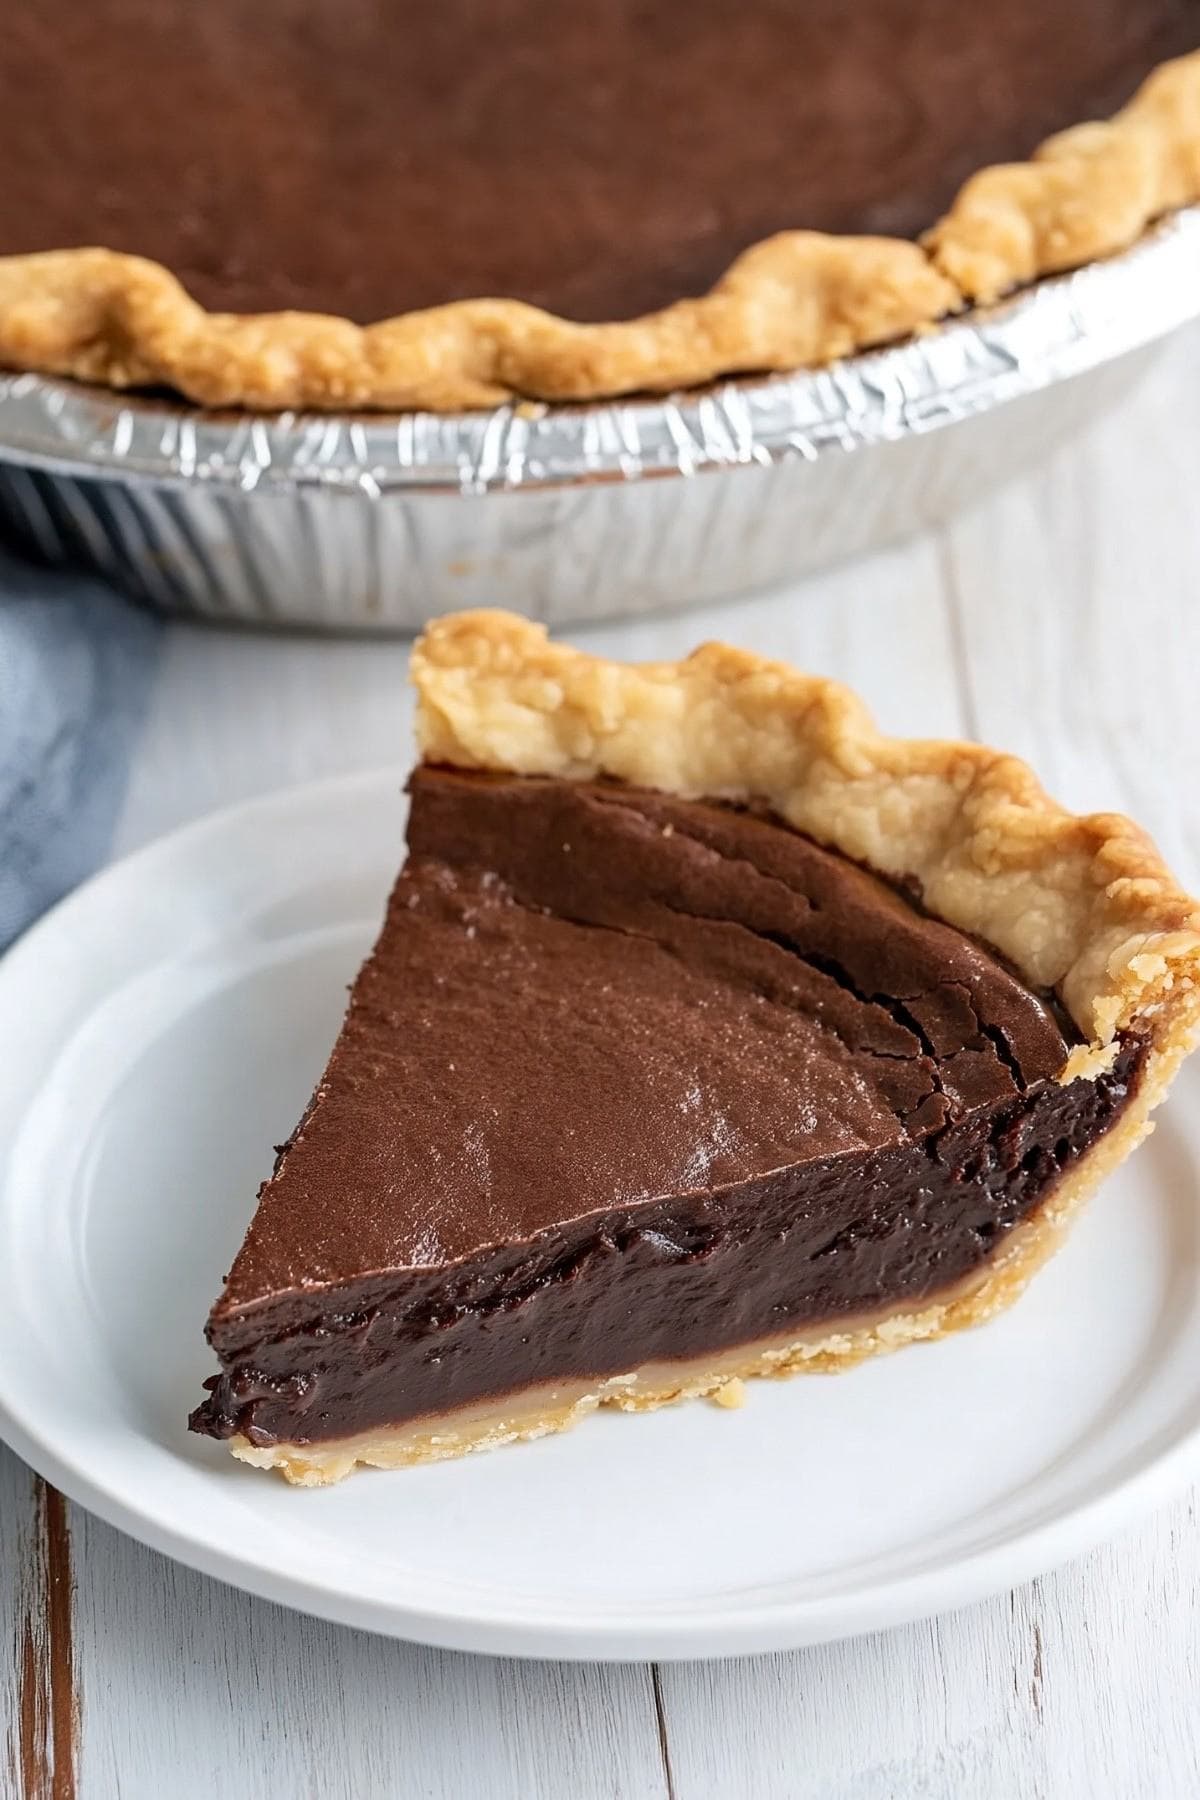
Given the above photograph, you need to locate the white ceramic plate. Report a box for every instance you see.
[1,770,1199,1661]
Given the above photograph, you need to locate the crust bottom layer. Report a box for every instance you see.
[229,1070,1154,1485]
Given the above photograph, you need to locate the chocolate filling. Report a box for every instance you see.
[192,772,1147,1448]
[3,4,1195,325]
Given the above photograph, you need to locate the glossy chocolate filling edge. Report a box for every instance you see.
[190,772,1149,1453]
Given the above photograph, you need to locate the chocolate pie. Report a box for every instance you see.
[190,613,1200,1482]
[0,5,1197,411]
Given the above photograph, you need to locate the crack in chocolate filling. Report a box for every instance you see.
[192,772,1148,1448]
[4,3,1197,324]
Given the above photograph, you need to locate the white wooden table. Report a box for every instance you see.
[5,325,1200,1800]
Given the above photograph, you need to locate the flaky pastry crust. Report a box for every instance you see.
[0,236,954,414]
[1,51,1196,412]
[413,610,1200,1100]
[926,52,1200,301]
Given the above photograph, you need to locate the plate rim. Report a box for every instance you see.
[2,766,1199,1661]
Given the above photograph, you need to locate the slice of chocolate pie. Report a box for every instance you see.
[191,613,1200,1483]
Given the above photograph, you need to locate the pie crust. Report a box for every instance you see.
[414,611,1200,1109]
[1,50,1197,413]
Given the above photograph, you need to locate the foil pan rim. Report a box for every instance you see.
[0,208,1197,498]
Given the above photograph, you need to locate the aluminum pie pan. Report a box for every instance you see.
[0,206,1196,631]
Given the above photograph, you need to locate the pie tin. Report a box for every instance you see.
[0,208,1197,634]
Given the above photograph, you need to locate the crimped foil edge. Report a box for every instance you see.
[0,207,1197,498]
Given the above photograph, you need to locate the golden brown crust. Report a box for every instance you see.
[927,52,1200,302]
[229,1057,1159,1484]
[0,234,957,413]
[0,237,955,414]
[1,50,1197,412]
[412,610,1200,1084]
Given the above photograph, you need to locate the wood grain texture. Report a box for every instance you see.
[67,1505,665,1800]
[2,1447,38,1796]
[1,1454,78,1800]
[659,1502,1200,1799]
[4,322,1200,1797]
